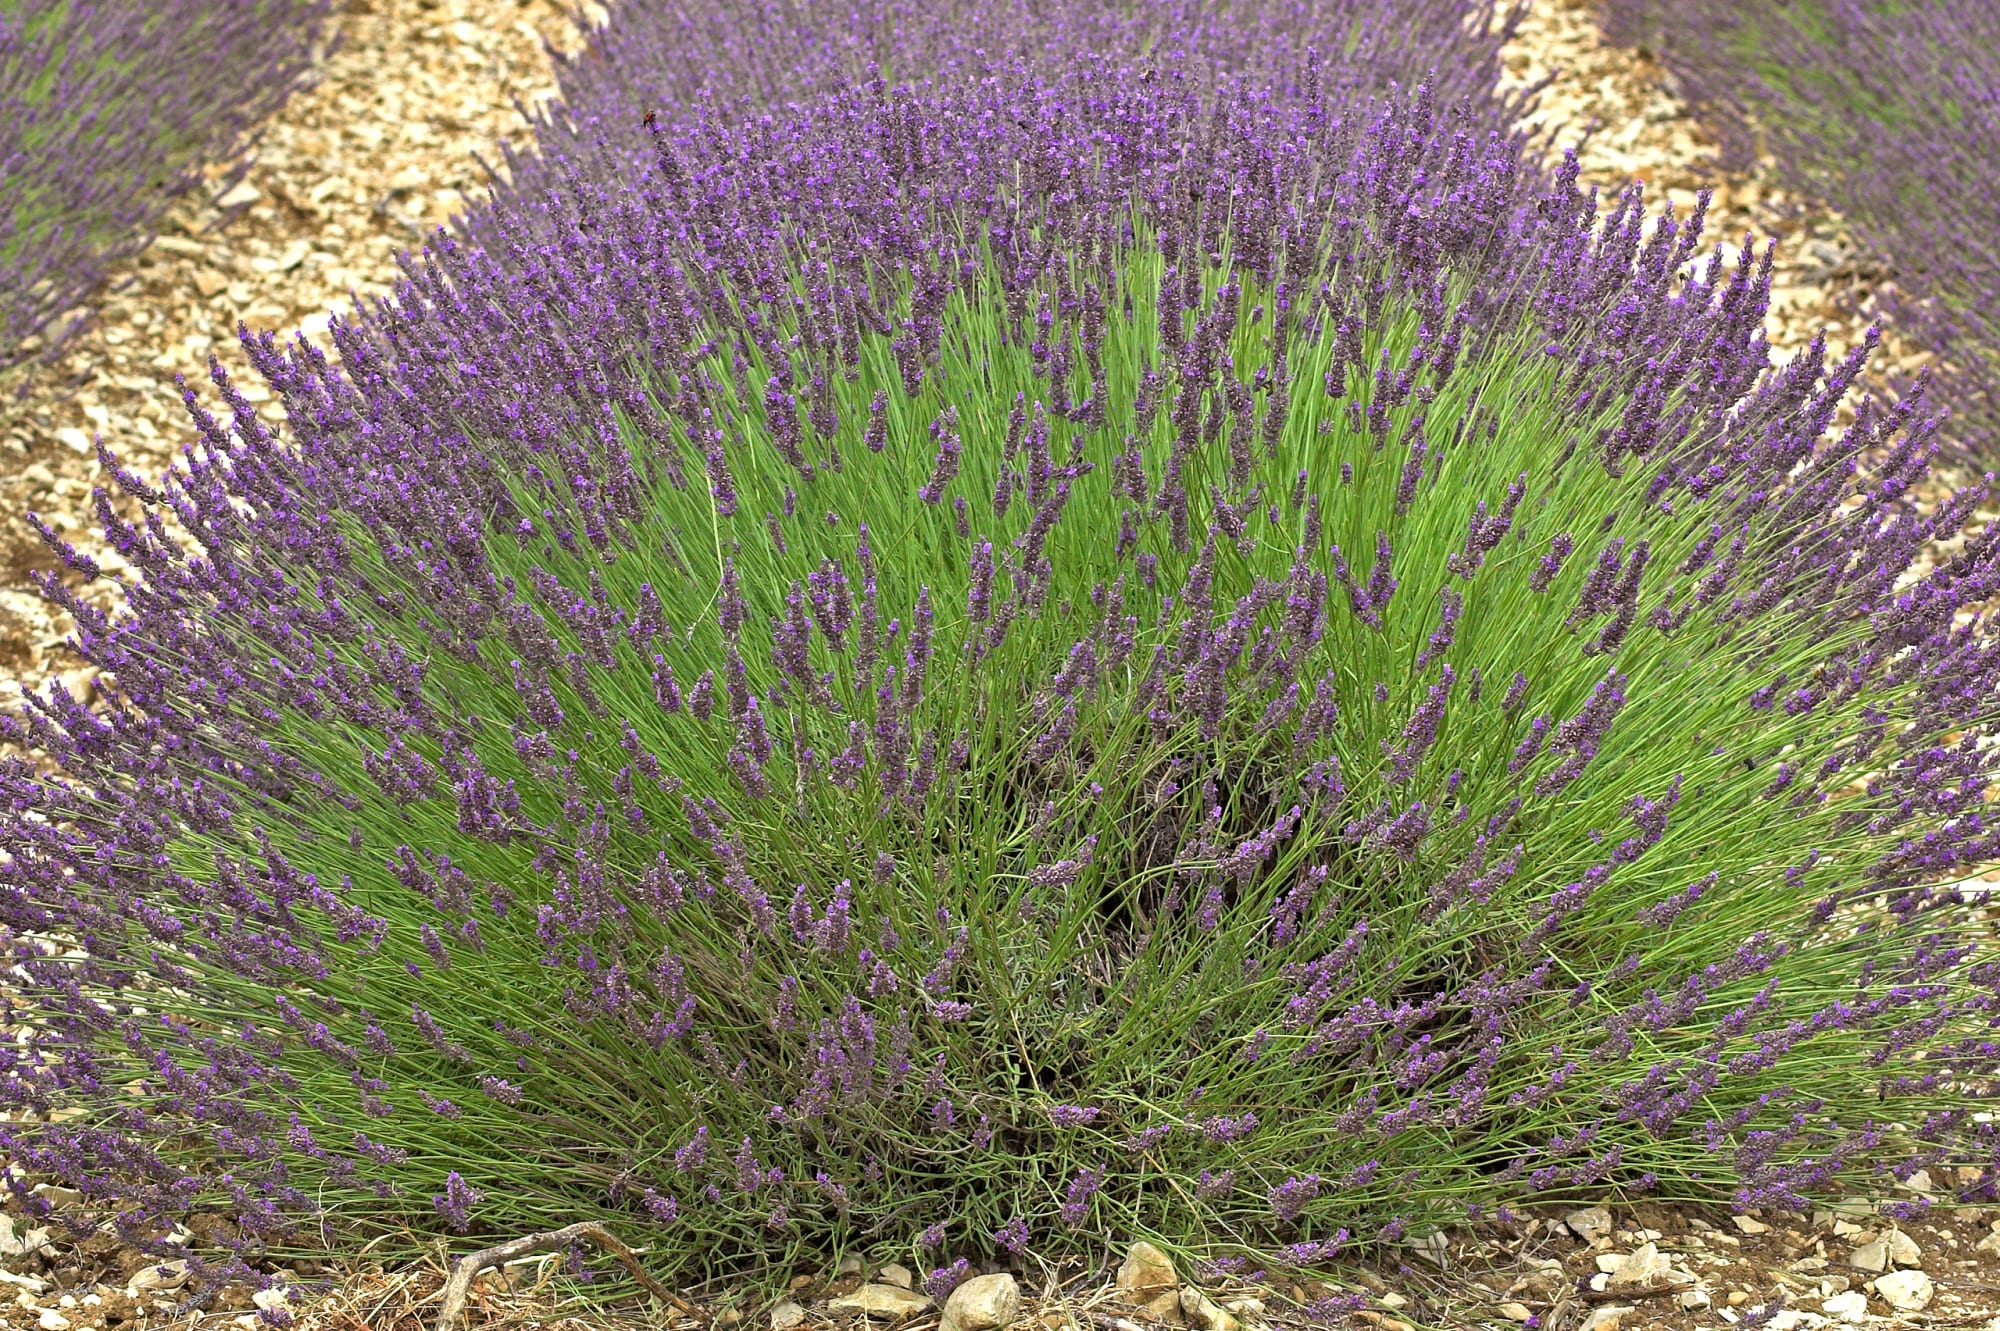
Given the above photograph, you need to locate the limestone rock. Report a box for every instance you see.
[1142,1291,1185,1324]
[1848,1239,1888,1273]
[1848,1229,1918,1274]
[829,1285,934,1320]
[1605,1243,1684,1294]
[1821,1291,1867,1323]
[252,1286,294,1312]
[126,1262,190,1295]
[878,1265,914,1291]
[1874,1270,1933,1313]
[1731,1215,1770,1235]
[1117,1242,1177,1299]
[1178,1289,1239,1331]
[771,1300,806,1330]
[1564,1207,1611,1241]
[1498,1305,1532,1323]
[1578,1306,1632,1331]
[941,1273,1020,1331]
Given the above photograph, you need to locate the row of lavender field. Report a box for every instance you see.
[1,0,328,372]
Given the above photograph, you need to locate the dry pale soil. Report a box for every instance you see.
[0,1,1996,1330]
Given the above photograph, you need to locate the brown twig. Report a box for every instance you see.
[434,1221,672,1331]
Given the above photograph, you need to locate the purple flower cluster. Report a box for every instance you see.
[0,0,329,367]
[0,0,1994,1285]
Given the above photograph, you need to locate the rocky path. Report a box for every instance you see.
[0,0,595,699]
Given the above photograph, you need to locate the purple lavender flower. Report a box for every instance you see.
[432,1172,482,1233]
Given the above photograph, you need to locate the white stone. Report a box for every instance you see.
[828,1285,934,1320]
[940,1273,1020,1331]
[1565,1206,1612,1241]
[1874,1270,1933,1313]
[771,1300,806,1331]
[126,1262,190,1295]
[252,1286,292,1312]
[1847,1239,1888,1273]
[1846,1229,1916,1274]
[877,1265,914,1291]
[1606,1243,1680,1294]
[1731,1215,1770,1235]
[216,183,262,211]
[1765,1313,1827,1331]
[1406,1231,1448,1267]
[1820,1291,1868,1323]
[1497,1305,1533,1323]
[1178,1289,1239,1331]
[53,428,92,455]
[1578,1306,1632,1331]
[37,1311,70,1331]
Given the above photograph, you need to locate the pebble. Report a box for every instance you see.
[876,1264,913,1291]
[1497,1303,1532,1323]
[1115,1241,1176,1299]
[1603,1242,1688,1294]
[1732,1215,1771,1235]
[1874,1269,1934,1313]
[771,1299,806,1330]
[126,1260,190,1294]
[1821,1290,1868,1323]
[940,1272,1020,1331]
[1564,1206,1612,1241]
[1178,1289,1239,1331]
[1848,1229,1920,1273]
[827,1285,934,1321]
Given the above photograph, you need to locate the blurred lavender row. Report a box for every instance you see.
[484,0,1542,220]
[0,0,330,372]
[1598,0,2000,462]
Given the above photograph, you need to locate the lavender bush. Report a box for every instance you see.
[2,35,1998,1293]
[0,0,329,370]
[1598,0,2000,464]
[498,0,1536,193]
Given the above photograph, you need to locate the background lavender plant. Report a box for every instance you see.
[1,11,1998,1297]
[0,0,330,371]
[1597,0,2000,464]
[480,0,1542,234]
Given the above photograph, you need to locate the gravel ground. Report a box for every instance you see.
[0,0,594,698]
[0,1,1996,1329]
